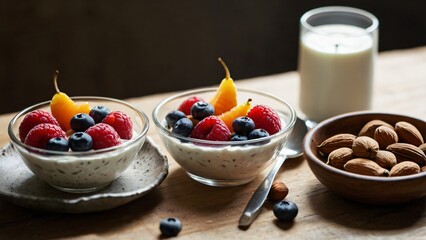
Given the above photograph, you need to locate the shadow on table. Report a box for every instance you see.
[0,189,164,239]
[306,182,425,231]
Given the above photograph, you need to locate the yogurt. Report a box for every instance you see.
[158,121,291,185]
[15,132,146,193]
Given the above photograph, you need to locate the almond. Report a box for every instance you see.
[394,121,424,146]
[268,181,289,201]
[421,165,426,172]
[386,143,426,166]
[352,136,379,159]
[373,150,397,170]
[389,161,420,177]
[419,143,426,155]
[344,158,389,176]
[374,126,398,149]
[318,133,356,156]
[326,147,354,169]
[359,120,394,138]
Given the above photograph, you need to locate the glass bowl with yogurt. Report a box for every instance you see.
[8,96,149,193]
[153,88,296,187]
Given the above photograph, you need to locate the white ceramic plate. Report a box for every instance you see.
[0,137,168,213]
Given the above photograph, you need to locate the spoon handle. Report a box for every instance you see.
[238,154,287,227]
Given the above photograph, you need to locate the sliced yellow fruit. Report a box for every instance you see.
[50,70,90,131]
[209,58,238,115]
[219,98,252,132]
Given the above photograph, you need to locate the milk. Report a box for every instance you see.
[299,24,376,122]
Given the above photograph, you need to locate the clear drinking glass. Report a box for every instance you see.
[298,6,379,123]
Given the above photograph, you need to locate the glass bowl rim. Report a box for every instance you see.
[152,87,297,146]
[8,96,150,156]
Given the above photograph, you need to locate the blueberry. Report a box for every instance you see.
[232,116,255,136]
[46,137,69,151]
[159,218,182,237]
[69,132,93,151]
[231,134,248,141]
[89,105,111,123]
[248,129,270,139]
[172,118,193,137]
[273,200,298,221]
[70,113,95,132]
[165,110,187,128]
[190,101,214,120]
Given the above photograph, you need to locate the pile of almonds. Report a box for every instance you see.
[318,120,426,177]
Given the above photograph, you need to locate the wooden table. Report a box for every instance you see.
[1,46,426,239]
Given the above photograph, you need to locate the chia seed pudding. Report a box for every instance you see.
[14,134,146,192]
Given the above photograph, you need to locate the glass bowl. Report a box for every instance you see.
[8,96,149,193]
[152,88,296,187]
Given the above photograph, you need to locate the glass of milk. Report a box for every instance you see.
[298,6,379,123]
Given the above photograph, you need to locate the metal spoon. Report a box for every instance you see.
[238,117,309,227]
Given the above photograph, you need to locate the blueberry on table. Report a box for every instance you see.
[89,105,111,123]
[232,116,255,136]
[70,113,95,132]
[172,118,193,137]
[248,129,269,139]
[46,137,69,151]
[165,110,187,128]
[69,132,93,151]
[159,217,182,237]
[273,200,298,221]
[190,101,215,120]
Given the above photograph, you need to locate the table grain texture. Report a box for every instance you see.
[0,46,425,239]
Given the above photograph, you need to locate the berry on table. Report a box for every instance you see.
[273,200,298,221]
[102,111,133,139]
[172,118,193,137]
[24,123,66,149]
[178,96,205,115]
[18,110,59,142]
[190,116,232,141]
[85,123,121,150]
[46,137,69,151]
[69,132,93,151]
[248,129,270,140]
[159,217,182,237]
[165,110,187,128]
[89,105,111,123]
[247,104,282,135]
[190,102,215,120]
[232,116,255,136]
[70,113,95,132]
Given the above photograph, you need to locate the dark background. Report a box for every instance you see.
[1,1,425,114]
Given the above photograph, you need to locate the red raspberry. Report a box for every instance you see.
[85,123,121,150]
[190,116,231,141]
[101,111,133,139]
[247,105,282,135]
[19,110,59,142]
[24,123,66,149]
[178,96,205,115]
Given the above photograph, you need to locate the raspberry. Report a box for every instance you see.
[85,123,121,150]
[24,123,66,149]
[101,111,133,139]
[178,96,205,115]
[190,116,231,141]
[247,105,282,135]
[19,110,59,142]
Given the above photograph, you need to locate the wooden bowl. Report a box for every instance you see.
[304,111,426,205]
